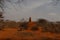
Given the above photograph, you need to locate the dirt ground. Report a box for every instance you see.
[0,28,60,40]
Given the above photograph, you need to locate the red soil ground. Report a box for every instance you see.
[0,28,60,40]
[0,21,60,40]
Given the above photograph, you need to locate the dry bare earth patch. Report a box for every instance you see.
[0,28,60,40]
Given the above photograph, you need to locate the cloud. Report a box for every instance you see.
[48,13,57,16]
[3,0,60,21]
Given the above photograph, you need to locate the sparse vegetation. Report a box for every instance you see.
[0,18,60,34]
[0,18,60,39]
[0,0,60,39]
[37,18,60,33]
[40,37,59,40]
[18,22,28,31]
[0,0,5,11]
[31,26,39,31]
[0,20,5,30]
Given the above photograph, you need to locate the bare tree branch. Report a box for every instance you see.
[52,0,60,6]
[0,0,4,11]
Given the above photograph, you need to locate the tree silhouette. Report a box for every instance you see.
[18,22,28,31]
[7,0,24,4]
[6,0,24,11]
[52,0,60,6]
[37,19,49,27]
[0,0,4,11]
[0,0,24,11]
[37,19,48,24]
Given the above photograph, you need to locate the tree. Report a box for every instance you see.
[37,19,49,27]
[18,22,28,31]
[37,19,49,25]
[52,0,60,6]
[0,0,4,11]
[6,0,24,4]
[0,0,24,12]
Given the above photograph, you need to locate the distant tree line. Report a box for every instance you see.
[0,18,60,34]
[37,19,60,34]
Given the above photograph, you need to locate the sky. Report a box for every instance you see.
[2,0,60,21]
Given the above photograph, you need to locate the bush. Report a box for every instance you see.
[42,22,60,33]
[40,37,58,40]
[0,21,5,30]
[37,19,48,24]
[18,22,28,31]
[31,26,39,31]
